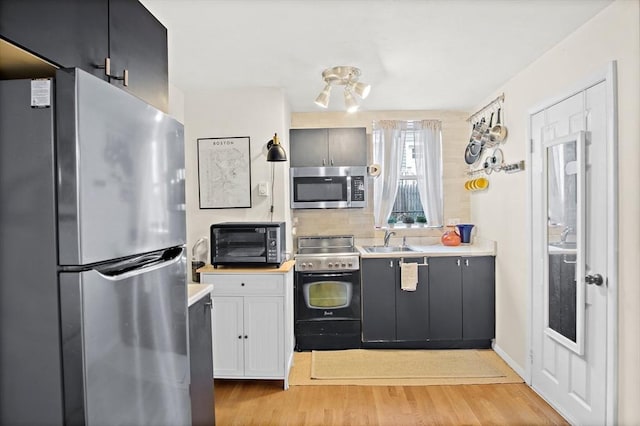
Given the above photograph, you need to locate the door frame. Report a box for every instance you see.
[526,61,618,424]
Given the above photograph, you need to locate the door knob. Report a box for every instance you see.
[585,274,604,286]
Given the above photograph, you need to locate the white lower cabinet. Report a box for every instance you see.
[202,267,294,389]
[213,295,284,377]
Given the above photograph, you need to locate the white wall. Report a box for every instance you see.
[168,83,185,124]
[470,1,639,423]
[182,87,292,273]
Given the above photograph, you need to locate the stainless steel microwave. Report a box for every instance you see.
[210,222,285,267]
[290,166,367,209]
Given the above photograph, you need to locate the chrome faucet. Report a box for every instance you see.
[384,230,396,247]
[560,226,575,243]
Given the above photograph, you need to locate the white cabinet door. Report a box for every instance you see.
[212,296,244,377]
[243,296,284,377]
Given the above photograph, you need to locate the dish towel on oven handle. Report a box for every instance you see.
[400,262,418,291]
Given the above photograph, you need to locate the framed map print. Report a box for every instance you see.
[197,136,252,208]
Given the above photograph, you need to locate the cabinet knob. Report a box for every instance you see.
[241,282,245,286]
[238,335,242,339]
[244,335,248,339]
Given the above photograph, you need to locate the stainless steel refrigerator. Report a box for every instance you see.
[0,68,190,425]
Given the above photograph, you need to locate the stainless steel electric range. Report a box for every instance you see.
[294,235,361,351]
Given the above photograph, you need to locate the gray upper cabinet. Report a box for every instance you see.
[290,127,367,167]
[108,0,168,112]
[0,0,168,112]
[0,0,108,79]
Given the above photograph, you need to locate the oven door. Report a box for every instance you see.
[295,271,361,320]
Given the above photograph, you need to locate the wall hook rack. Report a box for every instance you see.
[466,160,525,177]
[467,93,505,123]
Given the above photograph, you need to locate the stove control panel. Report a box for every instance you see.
[295,256,359,272]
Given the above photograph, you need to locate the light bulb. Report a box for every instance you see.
[314,84,331,108]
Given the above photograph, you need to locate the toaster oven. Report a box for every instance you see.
[210,222,285,267]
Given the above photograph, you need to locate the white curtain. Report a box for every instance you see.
[372,120,405,228]
[414,120,443,226]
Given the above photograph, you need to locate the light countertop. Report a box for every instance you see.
[356,237,496,258]
[197,259,296,274]
[187,284,213,307]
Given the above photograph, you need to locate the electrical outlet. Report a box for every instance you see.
[258,182,269,197]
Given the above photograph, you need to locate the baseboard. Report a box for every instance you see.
[492,342,528,381]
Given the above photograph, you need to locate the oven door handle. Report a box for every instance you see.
[304,272,353,278]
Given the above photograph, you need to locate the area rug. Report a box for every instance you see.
[289,349,524,386]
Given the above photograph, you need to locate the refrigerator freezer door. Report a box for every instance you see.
[59,247,191,425]
[56,68,186,266]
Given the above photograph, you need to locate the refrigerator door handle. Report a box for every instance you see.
[95,246,185,281]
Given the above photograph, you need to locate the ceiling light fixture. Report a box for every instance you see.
[314,66,371,113]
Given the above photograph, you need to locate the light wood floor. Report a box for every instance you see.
[214,380,568,425]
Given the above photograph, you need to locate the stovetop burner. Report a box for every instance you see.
[295,235,359,272]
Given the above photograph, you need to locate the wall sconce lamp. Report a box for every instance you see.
[266,133,287,162]
[314,66,371,113]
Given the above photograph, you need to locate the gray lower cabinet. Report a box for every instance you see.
[461,256,495,341]
[290,127,367,167]
[362,255,495,347]
[429,256,495,342]
[428,257,463,340]
[189,294,215,426]
[361,257,429,342]
[362,258,397,341]
[395,259,429,341]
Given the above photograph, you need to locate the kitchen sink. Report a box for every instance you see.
[549,242,577,250]
[363,245,415,253]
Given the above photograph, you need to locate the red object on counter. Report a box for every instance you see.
[441,226,461,246]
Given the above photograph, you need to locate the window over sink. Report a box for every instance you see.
[372,120,443,228]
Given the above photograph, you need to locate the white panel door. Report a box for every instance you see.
[243,296,284,377]
[530,81,610,425]
[212,296,244,377]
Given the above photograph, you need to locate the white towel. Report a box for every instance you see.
[401,262,418,291]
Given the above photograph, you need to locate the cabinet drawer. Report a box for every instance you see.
[209,274,284,296]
